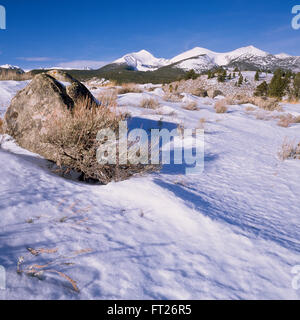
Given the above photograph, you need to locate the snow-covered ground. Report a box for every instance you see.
[0,81,300,300]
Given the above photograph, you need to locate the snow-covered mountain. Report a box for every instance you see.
[113,46,300,73]
[0,64,21,70]
[0,64,24,73]
[171,45,300,72]
[114,49,169,71]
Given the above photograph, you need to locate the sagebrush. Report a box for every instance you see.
[42,97,157,184]
[214,99,228,113]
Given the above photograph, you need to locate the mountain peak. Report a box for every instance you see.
[112,45,300,73]
[230,45,269,57]
[275,53,291,59]
[114,49,169,71]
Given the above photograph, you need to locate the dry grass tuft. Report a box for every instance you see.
[0,118,4,147]
[214,99,228,113]
[163,93,184,102]
[117,83,143,94]
[232,94,282,112]
[255,111,273,121]
[191,88,208,97]
[245,106,256,113]
[251,97,281,112]
[17,247,95,293]
[277,114,295,128]
[42,97,157,183]
[198,118,206,129]
[140,98,160,109]
[294,116,300,123]
[278,139,300,160]
[97,90,117,108]
[183,101,198,111]
[0,118,3,134]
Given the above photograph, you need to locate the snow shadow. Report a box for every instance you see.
[128,117,209,175]
[154,179,300,253]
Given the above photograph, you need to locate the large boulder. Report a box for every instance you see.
[47,70,95,103]
[3,72,95,159]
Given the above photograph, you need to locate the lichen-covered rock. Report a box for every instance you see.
[3,72,95,159]
[47,70,95,104]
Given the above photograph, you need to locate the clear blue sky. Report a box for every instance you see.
[0,0,299,69]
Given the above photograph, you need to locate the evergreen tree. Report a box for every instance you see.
[185,69,198,80]
[217,69,227,82]
[293,73,300,99]
[254,71,260,81]
[268,69,289,98]
[238,74,243,86]
[254,81,269,97]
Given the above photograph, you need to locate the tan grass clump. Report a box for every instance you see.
[140,98,160,109]
[278,139,300,160]
[97,90,117,108]
[191,88,208,97]
[163,93,184,102]
[294,116,300,123]
[0,118,3,134]
[251,97,281,111]
[42,97,157,184]
[183,101,198,111]
[245,106,256,113]
[214,99,228,113]
[277,114,295,128]
[198,118,206,129]
[117,83,143,94]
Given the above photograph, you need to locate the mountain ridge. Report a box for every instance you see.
[112,45,300,73]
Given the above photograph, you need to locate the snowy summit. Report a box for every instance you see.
[114,49,169,71]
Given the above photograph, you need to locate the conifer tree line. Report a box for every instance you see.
[254,69,300,100]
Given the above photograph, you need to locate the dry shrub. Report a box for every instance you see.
[255,111,273,121]
[234,95,281,111]
[232,93,252,104]
[250,97,281,111]
[191,88,208,97]
[278,139,300,160]
[224,96,238,105]
[245,106,256,113]
[0,118,3,134]
[140,98,160,109]
[117,83,142,94]
[17,247,95,293]
[102,80,117,87]
[214,99,228,113]
[0,118,4,147]
[97,90,117,108]
[294,116,300,123]
[183,101,198,111]
[283,98,300,104]
[253,97,281,111]
[43,97,156,184]
[198,118,206,129]
[277,114,295,128]
[163,93,184,102]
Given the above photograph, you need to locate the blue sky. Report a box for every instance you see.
[0,0,299,69]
